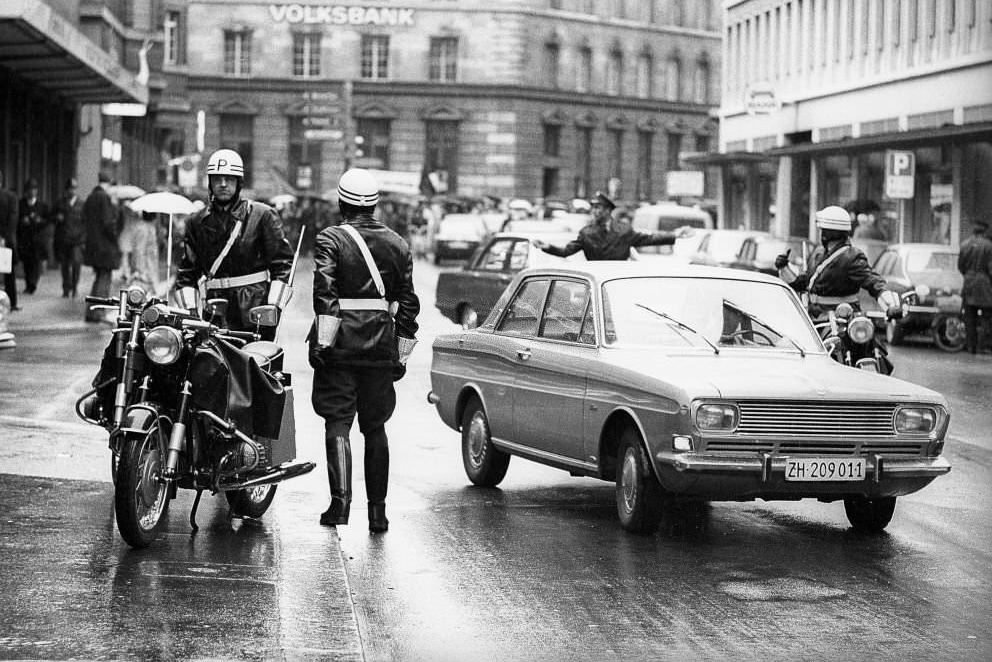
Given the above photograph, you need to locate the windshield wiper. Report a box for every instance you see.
[635,303,720,355]
[722,299,806,357]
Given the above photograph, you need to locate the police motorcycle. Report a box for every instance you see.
[76,285,314,549]
[813,294,911,374]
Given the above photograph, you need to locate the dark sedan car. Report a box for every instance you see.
[435,231,581,328]
[729,235,816,276]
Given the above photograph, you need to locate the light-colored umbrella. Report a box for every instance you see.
[110,184,147,201]
[270,193,297,207]
[128,191,197,215]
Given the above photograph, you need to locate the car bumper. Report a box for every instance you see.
[656,452,951,500]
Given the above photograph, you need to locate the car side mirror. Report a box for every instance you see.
[204,298,228,321]
[249,304,279,327]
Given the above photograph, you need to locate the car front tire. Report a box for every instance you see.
[844,496,896,532]
[616,428,664,534]
[461,397,510,487]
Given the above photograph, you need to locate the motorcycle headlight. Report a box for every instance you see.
[847,316,875,344]
[126,285,147,306]
[695,403,739,431]
[144,326,183,365]
[894,407,937,434]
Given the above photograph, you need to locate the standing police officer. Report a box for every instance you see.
[957,220,992,354]
[175,149,294,336]
[310,168,420,533]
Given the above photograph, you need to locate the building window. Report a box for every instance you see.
[544,42,560,89]
[910,0,919,42]
[542,168,560,198]
[607,48,623,96]
[429,37,458,82]
[550,0,562,9]
[608,129,624,187]
[672,0,685,26]
[219,114,253,186]
[361,35,389,79]
[164,10,181,66]
[665,56,681,101]
[894,0,902,46]
[577,46,593,93]
[696,134,711,153]
[636,131,653,201]
[544,124,561,157]
[576,127,593,198]
[694,58,710,104]
[356,118,391,169]
[288,117,320,191]
[293,32,321,77]
[425,120,459,191]
[636,53,653,98]
[223,30,252,76]
[666,132,682,172]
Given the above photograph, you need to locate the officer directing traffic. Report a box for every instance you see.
[175,149,294,337]
[533,191,691,260]
[309,168,420,533]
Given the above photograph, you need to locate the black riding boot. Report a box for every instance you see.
[320,435,352,526]
[365,426,389,532]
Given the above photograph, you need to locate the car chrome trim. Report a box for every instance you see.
[734,401,902,438]
[493,437,598,472]
[666,453,950,480]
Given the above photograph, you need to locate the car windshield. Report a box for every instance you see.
[602,276,820,351]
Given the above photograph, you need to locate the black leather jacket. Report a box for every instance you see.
[788,238,886,307]
[541,222,677,260]
[176,196,293,290]
[310,214,420,367]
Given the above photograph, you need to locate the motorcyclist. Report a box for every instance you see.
[776,205,901,370]
[175,149,294,339]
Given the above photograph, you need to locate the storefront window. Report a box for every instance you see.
[910,146,953,245]
[960,141,992,238]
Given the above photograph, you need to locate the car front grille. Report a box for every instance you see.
[700,401,929,457]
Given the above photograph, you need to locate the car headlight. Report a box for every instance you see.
[144,326,183,365]
[695,403,739,431]
[894,406,937,434]
[847,316,875,344]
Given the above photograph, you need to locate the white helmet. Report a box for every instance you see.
[815,205,852,232]
[205,149,245,179]
[336,168,379,207]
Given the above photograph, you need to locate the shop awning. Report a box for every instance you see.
[0,0,147,105]
[682,151,773,166]
[766,121,992,157]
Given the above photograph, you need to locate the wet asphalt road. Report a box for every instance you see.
[1,259,990,661]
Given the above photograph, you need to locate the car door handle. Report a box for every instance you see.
[516,349,531,361]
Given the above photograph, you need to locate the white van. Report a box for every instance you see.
[630,203,714,261]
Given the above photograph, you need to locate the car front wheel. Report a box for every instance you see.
[616,428,663,534]
[844,496,896,532]
[461,397,510,487]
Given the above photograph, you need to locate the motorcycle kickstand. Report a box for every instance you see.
[189,488,203,534]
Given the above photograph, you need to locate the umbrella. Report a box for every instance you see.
[110,184,146,201]
[128,191,197,215]
[270,193,297,207]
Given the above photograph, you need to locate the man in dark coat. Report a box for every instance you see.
[83,172,122,319]
[18,178,51,294]
[53,177,86,297]
[0,169,18,310]
[958,220,992,354]
[534,191,691,260]
[310,168,420,533]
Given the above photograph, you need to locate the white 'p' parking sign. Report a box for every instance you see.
[885,150,915,199]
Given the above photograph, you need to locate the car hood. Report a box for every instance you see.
[599,349,945,403]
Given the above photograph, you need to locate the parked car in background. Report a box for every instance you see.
[435,231,582,328]
[433,213,490,264]
[858,243,965,351]
[729,235,816,276]
[499,219,573,234]
[429,261,951,533]
[629,203,712,263]
[690,229,771,268]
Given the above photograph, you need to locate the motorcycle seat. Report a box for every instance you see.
[242,340,284,371]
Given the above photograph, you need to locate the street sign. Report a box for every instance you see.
[666,170,705,197]
[885,150,915,199]
[304,129,344,141]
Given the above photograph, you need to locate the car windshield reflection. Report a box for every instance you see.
[602,277,820,351]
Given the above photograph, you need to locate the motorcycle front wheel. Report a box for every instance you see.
[932,314,966,352]
[114,424,170,548]
[226,485,277,519]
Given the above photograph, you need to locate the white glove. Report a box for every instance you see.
[397,337,418,365]
[878,290,900,311]
[316,315,341,347]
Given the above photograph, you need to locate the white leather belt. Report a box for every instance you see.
[205,271,269,289]
[809,293,859,305]
[339,298,390,311]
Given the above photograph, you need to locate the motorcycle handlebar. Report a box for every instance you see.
[85,295,118,306]
[219,330,257,341]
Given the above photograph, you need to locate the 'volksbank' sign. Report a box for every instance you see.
[268,4,415,26]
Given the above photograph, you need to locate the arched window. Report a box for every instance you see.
[577,45,593,93]
[544,40,561,89]
[694,55,710,104]
[607,46,624,96]
[665,55,681,101]
[636,50,653,98]
[672,0,685,27]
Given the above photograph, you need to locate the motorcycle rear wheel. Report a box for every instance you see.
[226,485,277,519]
[114,424,170,548]
[932,314,966,352]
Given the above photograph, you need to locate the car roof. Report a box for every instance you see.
[887,243,957,253]
[489,231,577,243]
[516,259,785,285]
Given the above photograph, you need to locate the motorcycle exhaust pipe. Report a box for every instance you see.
[217,459,316,491]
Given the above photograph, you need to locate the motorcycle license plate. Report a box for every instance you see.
[785,458,866,481]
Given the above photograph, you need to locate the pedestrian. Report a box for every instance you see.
[17,178,51,294]
[174,149,294,338]
[53,177,86,298]
[309,168,420,533]
[83,171,123,320]
[957,219,992,354]
[533,192,692,260]
[0,169,18,311]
